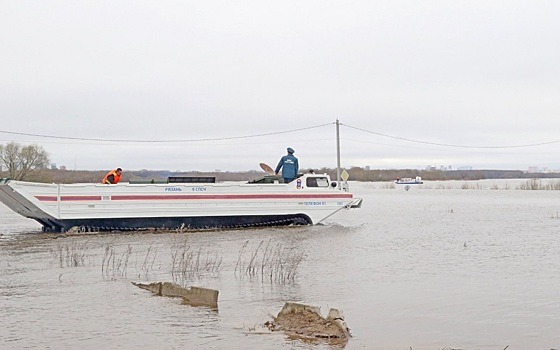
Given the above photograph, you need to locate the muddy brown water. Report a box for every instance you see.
[1,180,560,349]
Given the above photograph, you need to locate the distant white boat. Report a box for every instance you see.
[395,176,423,185]
[0,173,362,233]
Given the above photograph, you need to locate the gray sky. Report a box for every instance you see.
[1,1,559,172]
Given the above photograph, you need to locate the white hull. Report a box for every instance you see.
[0,174,361,232]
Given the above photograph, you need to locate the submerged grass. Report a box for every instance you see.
[170,236,223,286]
[51,240,91,268]
[517,179,560,190]
[88,234,303,285]
[139,244,157,277]
[101,243,132,279]
[235,239,306,284]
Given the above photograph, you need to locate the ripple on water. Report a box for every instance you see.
[2,184,560,349]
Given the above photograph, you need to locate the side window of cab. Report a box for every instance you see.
[306,177,329,188]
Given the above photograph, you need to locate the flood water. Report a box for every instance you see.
[1,179,560,350]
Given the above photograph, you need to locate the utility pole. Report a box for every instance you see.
[336,119,341,188]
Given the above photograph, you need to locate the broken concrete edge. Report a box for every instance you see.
[326,308,350,339]
[271,301,351,339]
[132,281,162,295]
[278,301,321,316]
[132,282,219,309]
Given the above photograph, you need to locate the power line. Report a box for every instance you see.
[341,123,560,149]
[0,136,333,147]
[0,122,334,143]
[3,121,559,149]
[343,137,560,156]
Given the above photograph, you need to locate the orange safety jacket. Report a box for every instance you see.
[102,169,121,184]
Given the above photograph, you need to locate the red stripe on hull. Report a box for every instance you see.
[35,196,57,202]
[35,193,352,202]
[35,195,102,201]
[111,194,353,201]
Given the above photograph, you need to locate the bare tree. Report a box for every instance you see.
[0,142,50,180]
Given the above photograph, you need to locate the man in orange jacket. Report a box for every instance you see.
[102,168,122,184]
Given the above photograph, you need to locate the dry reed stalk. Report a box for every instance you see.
[236,239,306,284]
[234,240,249,277]
[101,243,132,279]
[170,236,223,286]
[52,240,90,268]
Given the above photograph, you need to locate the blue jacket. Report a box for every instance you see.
[275,154,299,181]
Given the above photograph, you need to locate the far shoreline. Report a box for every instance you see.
[3,167,560,184]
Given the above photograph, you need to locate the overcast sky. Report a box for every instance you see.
[1,1,559,173]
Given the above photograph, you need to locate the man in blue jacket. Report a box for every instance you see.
[275,147,299,183]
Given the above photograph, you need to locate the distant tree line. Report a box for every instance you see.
[1,142,559,183]
[343,167,560,182]
[3,166,559,184]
